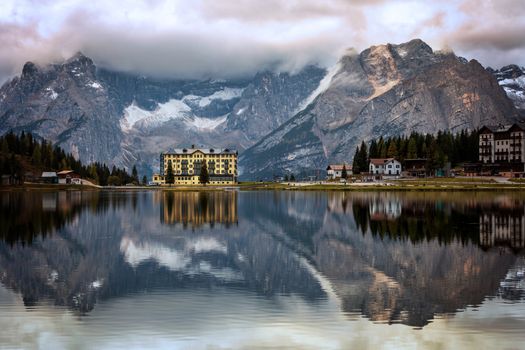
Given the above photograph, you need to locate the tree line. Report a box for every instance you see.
[352,130,479,174]
[0,131,141,186]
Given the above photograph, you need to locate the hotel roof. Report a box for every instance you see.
[163,148,237,155]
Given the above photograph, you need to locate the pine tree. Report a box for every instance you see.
[165,161,174,184]
[1,137,9,155]
[199,162,210,185]
[341,164,348,179]
[358,141,368,173]
[132,165,139,184]
[290,173,296,182]
[387,141,398,158]
[142,175,148,185]
[369,140,379,159]
[407,138,417,159]
[31,144,42,165]
[352,146,360,174]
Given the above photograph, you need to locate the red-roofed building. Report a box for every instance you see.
[326,164,352,179]
[369,158,402,175]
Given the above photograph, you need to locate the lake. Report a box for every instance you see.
[0,190,524,349]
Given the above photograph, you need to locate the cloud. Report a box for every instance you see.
[441,0,525,68]
[0,0,524,84]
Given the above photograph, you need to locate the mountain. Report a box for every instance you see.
[489,64,525,117]
[1,39,523,180]
[0,53,325,175]
[240,39,520,179]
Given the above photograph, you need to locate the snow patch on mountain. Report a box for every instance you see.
[295,61,342,112]
[120,99,191,131]
[89,81,103,90]
[120,97,229,132]
[499,75,525,109]
[45,87,58,100]
[183,87,244,107]
[500,76,525,89]
[185,114,228,130]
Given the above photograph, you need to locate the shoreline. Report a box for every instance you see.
[4,180,525,192]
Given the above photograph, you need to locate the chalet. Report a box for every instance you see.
[40,172,58,184]
[57,170,81,184]
[326,164,352,179]
[369,158,402,176]
[402,158,427,177]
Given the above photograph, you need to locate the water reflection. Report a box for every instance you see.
[160,191,238,228]
[0,190,523,332]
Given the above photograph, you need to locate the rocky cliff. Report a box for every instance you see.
[0,39,523,179]
[241,39,520,179]
[489,64,525,117]
[0,53,325,175]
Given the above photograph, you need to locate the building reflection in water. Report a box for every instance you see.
[159,191,238,228]
[480,212,525,251]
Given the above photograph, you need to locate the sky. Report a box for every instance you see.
[0,0,524,82]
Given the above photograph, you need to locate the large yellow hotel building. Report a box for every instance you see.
[152,147,238,185]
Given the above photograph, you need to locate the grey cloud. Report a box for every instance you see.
[441,0,525,68]
[1,0,525,84]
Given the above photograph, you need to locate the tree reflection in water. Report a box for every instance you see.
[0,190,523,328]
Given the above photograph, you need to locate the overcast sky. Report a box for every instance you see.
[0,0,524,82]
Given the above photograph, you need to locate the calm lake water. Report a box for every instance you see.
[0,190,524,350]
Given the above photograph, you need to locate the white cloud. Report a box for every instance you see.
[0,0,524,83]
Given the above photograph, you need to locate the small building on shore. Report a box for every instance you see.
[40,172,58,184]
[369,158,402,176]
[57,170,81,184]
[326,164,352,179]
[402,158,427,177]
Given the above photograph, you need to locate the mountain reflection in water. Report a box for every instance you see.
[0,190,523,330]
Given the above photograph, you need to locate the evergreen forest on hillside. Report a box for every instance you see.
[0,131,138,185]
[352,130,479,174]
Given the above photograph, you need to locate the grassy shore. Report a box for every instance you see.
[0,183,99,191]
[3,177,525,192]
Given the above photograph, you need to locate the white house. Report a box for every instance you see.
[326,164,352,179]
[369,158,402,175]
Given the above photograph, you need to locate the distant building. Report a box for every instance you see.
[479,124,525,176]
[57,170,81,184]
[326,164,352,179]
[40,172,58,184]
[369,158,402,176]
[480,212,525,252]
[152,147,238,185]
[402,158,427,177]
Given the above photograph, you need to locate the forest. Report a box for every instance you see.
[352,130,479,174]
[0,131,140,186]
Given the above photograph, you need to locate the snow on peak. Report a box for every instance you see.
[45,87,58,100]
[294,62,342,113]
[185,115,228,130]
[88,81,103,90]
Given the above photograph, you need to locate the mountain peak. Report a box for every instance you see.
[21,61,39,77]
[64,51,94,66]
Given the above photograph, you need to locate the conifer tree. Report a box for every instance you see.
[341,164,348,179]
[165,161,174,184]
[199,163,209,185]
[132,165,139,184]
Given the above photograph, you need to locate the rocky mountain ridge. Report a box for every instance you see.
[0,53,325,175]
[0,39,523,179]
[241,39,520,178]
